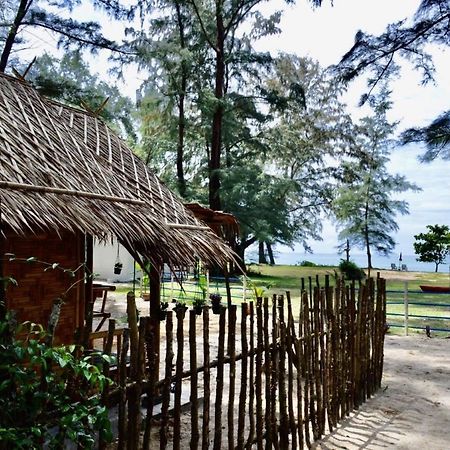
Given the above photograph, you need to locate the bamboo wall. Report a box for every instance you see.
[4,229,84,344]
[96,277,386,449]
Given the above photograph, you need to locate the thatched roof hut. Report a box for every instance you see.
[0,73,235,268]
[0,73,236,342]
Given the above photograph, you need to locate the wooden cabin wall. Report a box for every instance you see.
[4,229,85,344]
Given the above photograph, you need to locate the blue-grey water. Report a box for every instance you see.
[247,251,448,273]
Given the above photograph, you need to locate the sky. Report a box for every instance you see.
[20,0,450,257]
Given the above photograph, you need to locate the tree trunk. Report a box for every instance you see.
[0,0,32,73]
[363,196,372,275]
[209,2,225,211]
[345,239,350,262]
[435,262,439,273]
[175,2,187,198]
[258,241,267,264]
[236,235,258,268]
[266,242,276,265]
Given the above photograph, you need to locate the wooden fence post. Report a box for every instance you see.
[159,312,173,449]
[404,281,409,336]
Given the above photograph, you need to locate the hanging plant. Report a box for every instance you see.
[173,300,188,318]
[192,297,206,315]
[114,243,122,274]
[209,293,223,314]
[159,301,169,321]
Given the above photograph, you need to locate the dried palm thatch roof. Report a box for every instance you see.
[0,73,236,269]
[185,202,239,250]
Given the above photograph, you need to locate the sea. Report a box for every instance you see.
[246,251,448,273]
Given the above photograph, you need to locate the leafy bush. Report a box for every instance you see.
[298,260,317,267]
[0,313,112,449]
[338,259,366,281]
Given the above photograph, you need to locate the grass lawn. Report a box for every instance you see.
[113,263,450,335]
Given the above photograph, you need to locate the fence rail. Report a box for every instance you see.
[386,283,450,334]
[92,276,386,449]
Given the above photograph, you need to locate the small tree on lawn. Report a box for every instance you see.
[333,91,419,275]
[414,224,450,272]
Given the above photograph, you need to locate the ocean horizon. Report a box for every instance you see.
[246,251,449,273]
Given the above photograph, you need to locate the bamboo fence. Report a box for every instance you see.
[92,276,386,449]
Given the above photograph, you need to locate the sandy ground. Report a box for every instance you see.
[314,334,450,450]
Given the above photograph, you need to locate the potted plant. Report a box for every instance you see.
[173,300,188,318]
[209,293,223,314]
[159,301,169,321]
[114,262,123,275]
[192,297,206,315]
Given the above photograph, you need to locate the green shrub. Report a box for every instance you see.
[298,260,317,267]
[339,259,366,281]
[0,313,113,449]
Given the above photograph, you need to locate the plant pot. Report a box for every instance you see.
[193,305,203,315]
[173,304,188,318]
[211,302,222,314]
[114,263,123,275]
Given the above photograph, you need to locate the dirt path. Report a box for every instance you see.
[314,334,450,450]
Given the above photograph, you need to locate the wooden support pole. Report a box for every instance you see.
[83,234,94,349]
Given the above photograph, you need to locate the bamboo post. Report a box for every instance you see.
[173,307,185,450]
[255,299,264,449]
[246,302,256,447]
[276,296,288,448]
[301,292,311,449]
[278,315,289,448]
[142,318,155,449]
[228,305,237,449]
[213,308,226,450]
[316,288,326,436]
[270,296,279,450]
[348,281,356,414]
[318,289,327,435]
[189,311,200,449]
[296,333,304,450]
[202,306,211,450]
[99,319,116,450]
[237,303,248,450]
[311,287,321,440]
[118,328,130,450]
[160,312,173,449]
[126,292,141,450]
[325,283,336,431]
[263,297,272,450]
